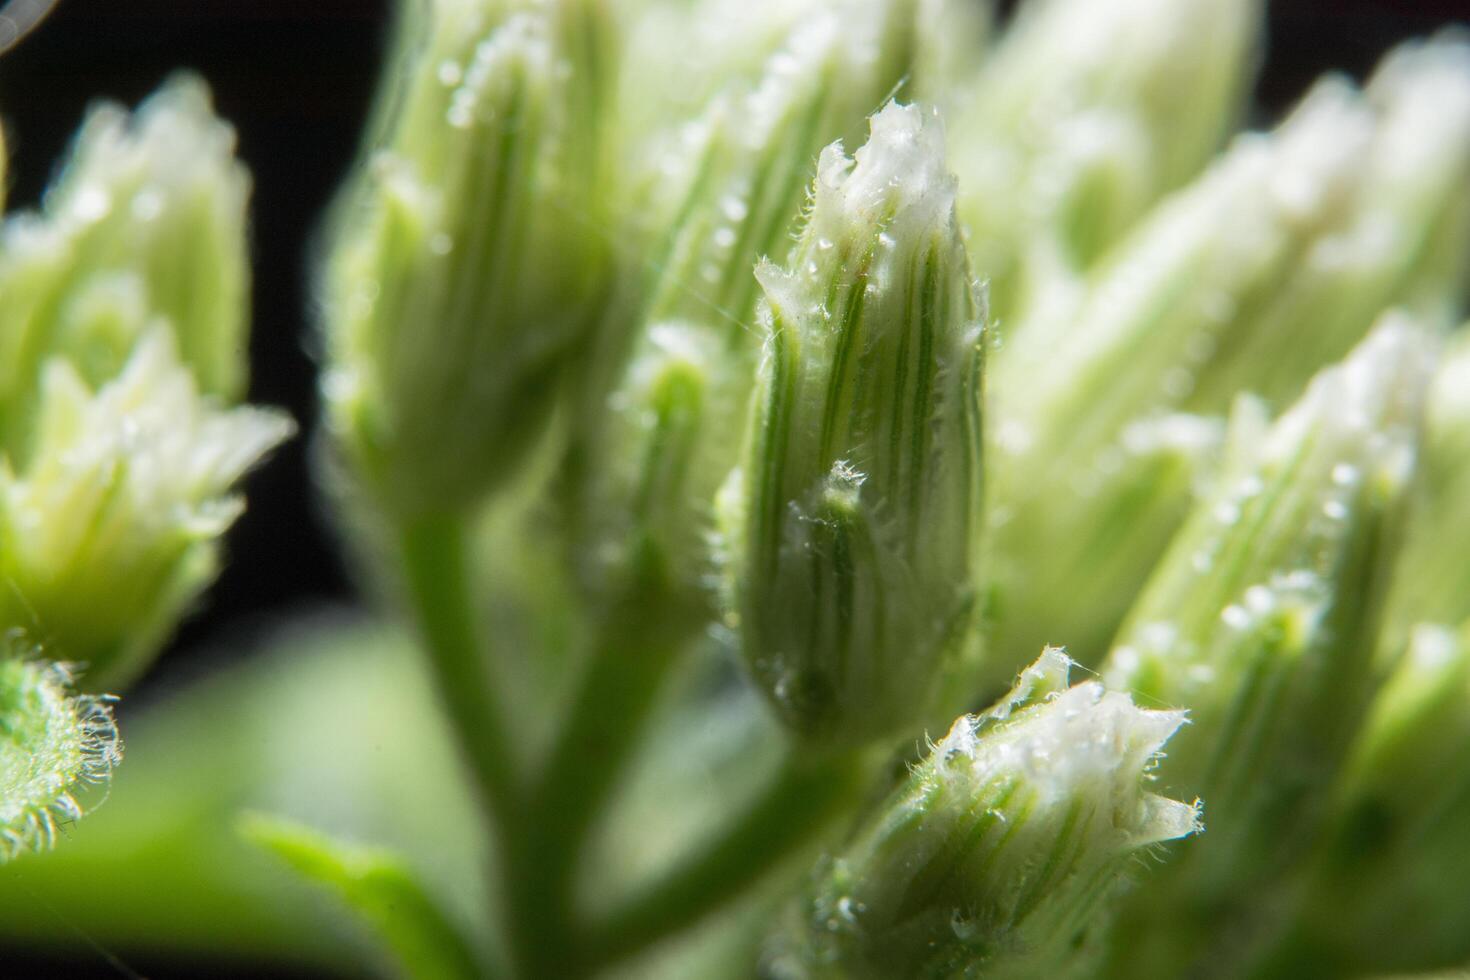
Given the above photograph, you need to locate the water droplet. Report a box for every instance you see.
[1162,366,1195,400]
[447,104,474,129]
[429,233,454,255]
[130,189,163,222]
[1221,605,1250,629]
[878,232,896,248]
[72,186,112,222]
[1322,499,1348,521]
[1331,463,1359,486]
[713,227,736,249]
[437,60,462,86]
[1187,664,1216,684]
[1244,585,1273,614]
[720,195,748,222]
[817,237,834,251]
[1213,501,1240,525]
[1191,550,1213,573]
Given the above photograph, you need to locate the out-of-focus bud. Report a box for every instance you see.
[909,0,993,107]
[775,649,1198,980]
[719,102,984,744]
[578,4,928,601]
[0,653,121,861]
[1382,324,1470,647]
[0,331,293,690]
[1095,316,1429,977]
[1255,622,1470,976]
[322,0,612,519]
[1381,327,1470,650]
[0,76,251,452]
[1187,33,1470,411]
[949,0,1259,322]
[985,79,1375,669]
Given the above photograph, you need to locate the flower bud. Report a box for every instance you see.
[0,331,293,689]
[778,649,1198,979]
[719,102,984,743]
[322,0,612,518]
[578,4,928,599]
[1382,327,1470,647]
[1262,622,1470,975]
[1187,32,1470,411]
[0,653,121,861]
[949,0,1259,321]
[0,76,252,451]
[985,78,1376,667]
[1095,315,1429,975]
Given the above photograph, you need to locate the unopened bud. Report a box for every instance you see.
[1095,315,1430,975]
[322,0,612,518]
[0,76,252,453]
[0,331,293,689]
[780,649,1197,979]
[720,102,984,743]
[0,653,121,861]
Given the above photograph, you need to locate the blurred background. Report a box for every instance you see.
[0,0,1467,976]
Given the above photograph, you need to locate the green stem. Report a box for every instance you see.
[397,514,521,835]
[512,553,701,977]
[581,744,871,971]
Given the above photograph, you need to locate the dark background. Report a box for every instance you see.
[0,0,1466,976]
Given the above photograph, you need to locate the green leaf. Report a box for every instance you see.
[240,812,481,980]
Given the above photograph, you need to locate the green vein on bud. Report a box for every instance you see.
[0,76,251,457]
[0,654,121,862]
[949,0,1260,322]
[323,0,612,518]
[775,649,1197,980]
[1095,314,1430,976]
[985,75,1377,669]
[719,102,984,743]
[0,331,293,690]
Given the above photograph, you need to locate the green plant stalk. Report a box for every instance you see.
[396,515,522,842]
[507,552,699,978]
[582,745,871,972]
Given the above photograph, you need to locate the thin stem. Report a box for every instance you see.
[581,744,872,971]
[397,513,521,834]
[512,551,701,977]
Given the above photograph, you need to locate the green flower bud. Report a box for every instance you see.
[779,649,1198,980]
[1261,622,1470,976]
[1241,623,1470,975]
[1095,315,1429,975]
[949,0,1259,321]
[0,75,252,454]
[0,653,120,861]
[985,77,1376,667]
[1383,327,1470,647]
[322,0,612,518]
[0,331,293,689]
[1186,33,1470,411]
[719,102,984,743]
[580,3,931,598]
